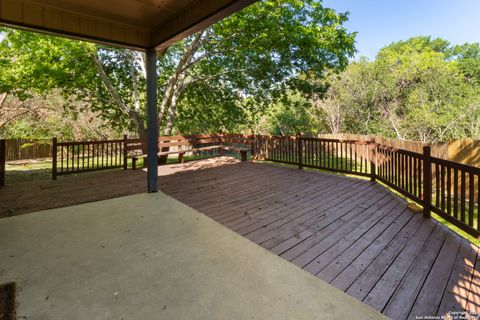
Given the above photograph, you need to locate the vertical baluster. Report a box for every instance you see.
[383,149,387,180]
[389,150,393,183]
[71,145,74,172]
[327,141,330,168]
[359,145,363,173]
[454,169,459,219]
[349,143,352,172]
[340,142,343,170]
[469,172,474,228]
[92,143,94,168]
[82,143,85,170]
[363,147,367,176]
[461,170,466,223]
[76,144,79,171]
[311,139,314,167]
[378,148,382,178]
[66,145,69,172]
[435,163,440,207]
[409,156,413,194]
[318,140,321,167]
[309,140,315,166]
[393,152,396,186]
[447,167,451,215]
[305,139,308,165]
[413,157,418,197]
[354,143,357,173]
[347,142,350,172]
[287,137,290,163]
[306,139,309,166]
[397,152,401,187]
[440,164,445,211]
[60,145,63,173]
[338,141,341,170]
[477,174,480,231]
[324,141,328,168]
[310,140,315,166]
[384,149,387,179]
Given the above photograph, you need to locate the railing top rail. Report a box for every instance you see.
[302,137,372,144]
[376,144,424,158]
[56,139,124,146]
[159,134,222,141]
[431,156,480,175]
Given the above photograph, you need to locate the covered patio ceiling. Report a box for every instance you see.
[0,0,256,50]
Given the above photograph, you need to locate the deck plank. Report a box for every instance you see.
[436,239,477,317]
[465,246,480,313]
[249,183,381,245]
[1,157,478,318]
[381,223,448,319]
[345,217,436,301]
[408,231,462,318]
[315,209,415,284]
[286,195,399,267]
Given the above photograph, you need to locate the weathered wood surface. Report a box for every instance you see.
[0,157,479,318]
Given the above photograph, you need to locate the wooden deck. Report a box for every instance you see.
[1,157,480,319]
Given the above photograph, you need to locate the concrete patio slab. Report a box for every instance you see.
[0,192,387,319]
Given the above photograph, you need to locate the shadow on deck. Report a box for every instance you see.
[1,157,479,319]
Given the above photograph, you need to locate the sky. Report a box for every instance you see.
[322,0,480,60]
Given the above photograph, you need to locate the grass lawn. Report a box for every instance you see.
[5,159,52,184]
[4,152,249,185]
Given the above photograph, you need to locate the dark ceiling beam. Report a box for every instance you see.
[150,0,257,50]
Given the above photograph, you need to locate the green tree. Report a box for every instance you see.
[1,0,356,140]
[307,36,480,142]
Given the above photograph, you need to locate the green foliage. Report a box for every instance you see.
[260,36,480,143]
[1,0,356,139]
[256,92,319,135]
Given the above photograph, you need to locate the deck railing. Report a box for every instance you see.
[375,144,426,205]
[254,134,480,238]
[46,133,480,238]
[430,157,480,236]
[52,138,125,179]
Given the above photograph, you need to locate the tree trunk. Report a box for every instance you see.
[159,78,185,164]
[91,52,146,139]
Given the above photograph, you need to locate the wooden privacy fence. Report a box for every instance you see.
[253,134,480,239]
[5,138,51,160]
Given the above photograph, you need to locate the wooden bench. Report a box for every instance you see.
[124,134,252,169]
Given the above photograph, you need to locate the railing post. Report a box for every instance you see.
[370,139,376,182]
[52,137,57,180]
[0,139,5,186]
[250,133,256,158]
[423,145,432,218]
[297,132,303,169]
[123,134,128,170]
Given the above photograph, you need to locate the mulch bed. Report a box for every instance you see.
[0,282,16,320]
